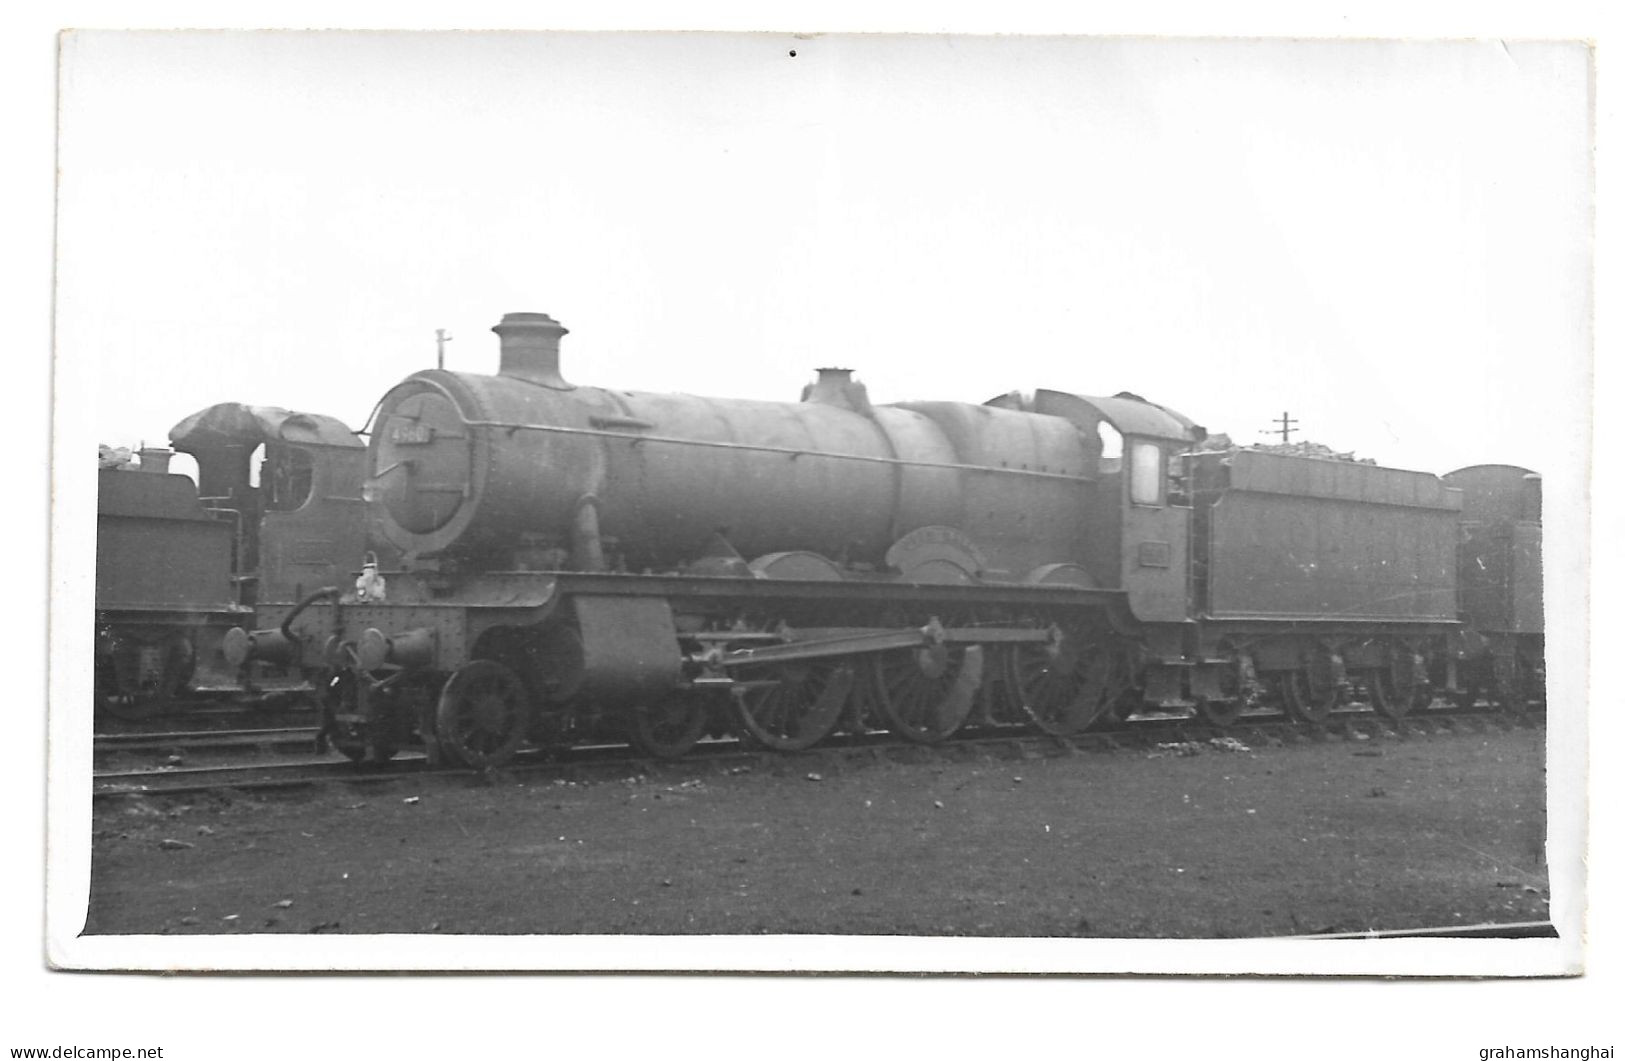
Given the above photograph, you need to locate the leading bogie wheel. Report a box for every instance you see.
[435,659,530,768]
[628,692,713,760]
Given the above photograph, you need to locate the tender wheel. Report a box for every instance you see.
[99,633,192,720]
[435,660,530,768]
[1195,697,1243,728]
[1004,636,1117,737]
[1521,657,1547,709]
[1283,669,1336,724]
[99,691,165,722]
[1369,653,1425,720]
[731,660,853,752]
[1449,682,1482,709]
[1486,657,1539,711]
[628,692,712,760]
[868,644,983,744]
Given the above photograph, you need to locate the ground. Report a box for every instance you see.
[83,726,1548,939]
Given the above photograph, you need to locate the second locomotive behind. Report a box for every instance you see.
[214,310,1542,766]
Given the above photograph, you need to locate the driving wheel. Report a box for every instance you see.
[867,644,983,744]
[1004,636,1117,737]
[731,659,853,751]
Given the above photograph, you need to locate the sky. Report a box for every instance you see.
[58,33,1590,479]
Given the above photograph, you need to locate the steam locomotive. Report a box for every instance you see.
[94,407,370,719]
[94,452,247,719]
[160,310,1542,764]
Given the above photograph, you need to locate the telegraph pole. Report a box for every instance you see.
[1265,411,1298,443]
[435,328,453,370]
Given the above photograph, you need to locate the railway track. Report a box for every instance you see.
[94,726,320,756]
[94,700,318,736]
[92,701,1542,800]
[91,693,1536,753]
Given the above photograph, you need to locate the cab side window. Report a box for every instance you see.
[1129,440,1164,506]
[263,444,315,512]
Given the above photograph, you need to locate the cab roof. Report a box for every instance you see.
[169,402,363,451]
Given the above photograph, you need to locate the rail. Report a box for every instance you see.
[92,703,1541,799]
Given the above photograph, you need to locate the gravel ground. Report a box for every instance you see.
[83,726,1548,939]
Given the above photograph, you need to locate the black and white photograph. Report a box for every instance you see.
[16,8,1618,1059]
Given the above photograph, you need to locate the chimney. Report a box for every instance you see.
[138,447,172,474]
[801,367,873,416]
[492,312,570,387]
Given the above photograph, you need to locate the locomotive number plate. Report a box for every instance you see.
[1137,541,1172,568]
[387,422,435,445]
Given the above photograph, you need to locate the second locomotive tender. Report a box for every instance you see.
[222,311,1516,765]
